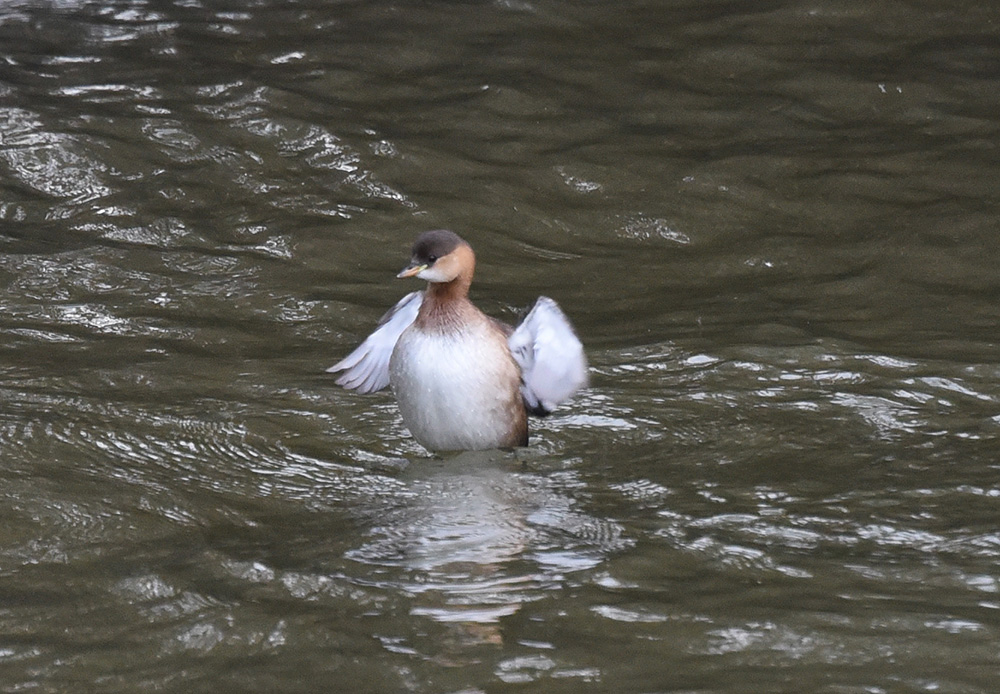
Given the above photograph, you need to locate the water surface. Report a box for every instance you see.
[1,1,999,692]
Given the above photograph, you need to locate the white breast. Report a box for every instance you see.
[389,323,523,451]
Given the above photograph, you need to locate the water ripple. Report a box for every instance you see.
[0,108,111,203]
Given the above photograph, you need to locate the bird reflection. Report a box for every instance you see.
[345,450,625,653]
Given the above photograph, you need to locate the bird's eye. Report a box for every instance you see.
[427,254,438,263]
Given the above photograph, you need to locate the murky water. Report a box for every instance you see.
[2,0,999,691]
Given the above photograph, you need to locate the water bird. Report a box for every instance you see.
[328,229,588,451]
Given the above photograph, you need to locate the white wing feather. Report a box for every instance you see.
[327,291,423,394]
[508,296,588,414]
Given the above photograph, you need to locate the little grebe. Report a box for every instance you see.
[328,229,588,451]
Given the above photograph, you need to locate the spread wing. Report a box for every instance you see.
[508,296,589,415]
[326,291,423,394]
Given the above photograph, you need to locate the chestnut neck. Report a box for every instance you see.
[418,267,476,330]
